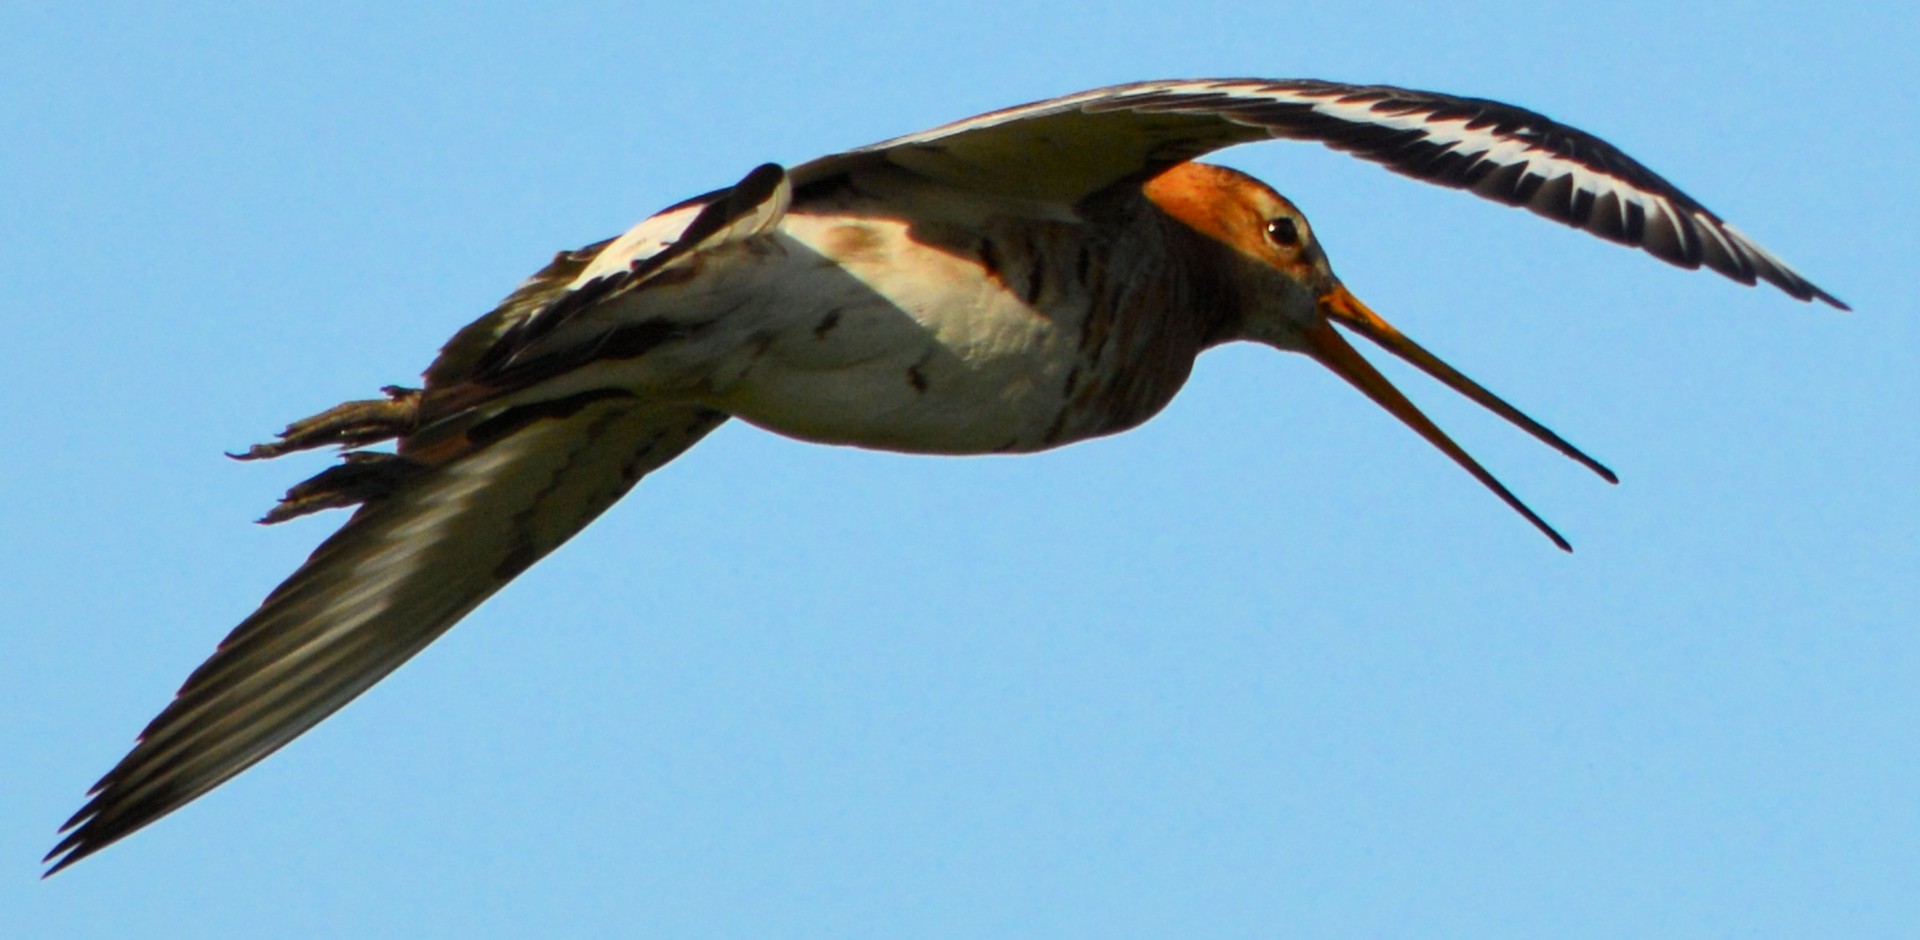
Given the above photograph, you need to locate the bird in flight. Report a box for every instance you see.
[47,78,1843,874]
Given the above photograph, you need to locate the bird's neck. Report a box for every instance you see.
[1050,189,1248,438]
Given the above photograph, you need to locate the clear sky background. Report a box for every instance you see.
[5,2,1914,936]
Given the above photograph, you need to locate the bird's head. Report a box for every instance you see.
[1143,161,1618,550]
[1141,162,1336,344]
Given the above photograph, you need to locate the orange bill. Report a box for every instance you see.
[1299,301,1572,551]
[1320,285,1616,484]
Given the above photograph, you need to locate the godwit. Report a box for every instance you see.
[47,79,1843,874]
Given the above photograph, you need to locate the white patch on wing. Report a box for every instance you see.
[1309,99,1547,166]
[568,201,711,289]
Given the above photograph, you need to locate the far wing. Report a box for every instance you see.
[458,163,792,390]
[46,399,727,875]
[795,79,1842,307]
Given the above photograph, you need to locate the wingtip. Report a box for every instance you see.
[1783,272,1849,311]
[41,837,88,879]
[42,801,111,877]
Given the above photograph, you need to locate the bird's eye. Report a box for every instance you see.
[1265,217,1300,247]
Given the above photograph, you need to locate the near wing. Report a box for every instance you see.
[46,399,727,875]
[45,161,804,875]
[797,78,1843,308]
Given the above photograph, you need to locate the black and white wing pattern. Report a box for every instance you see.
[797,79,1842,308]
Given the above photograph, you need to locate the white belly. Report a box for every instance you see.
[710,212,1088,454]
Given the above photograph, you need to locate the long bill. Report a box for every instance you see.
[1318,285,1616,484]
[1300,289,1573,552]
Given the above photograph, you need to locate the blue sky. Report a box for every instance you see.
[6,2,1914,936]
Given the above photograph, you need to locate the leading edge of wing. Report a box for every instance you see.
[794,78,1842,308]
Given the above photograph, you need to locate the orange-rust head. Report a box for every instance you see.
[1143,162,1367,356]
[1142,162,1335,338]
[1145,161,1616,551]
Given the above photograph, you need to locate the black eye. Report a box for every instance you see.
[1265,217,1300,247]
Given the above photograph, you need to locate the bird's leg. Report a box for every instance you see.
[230,386,424,460]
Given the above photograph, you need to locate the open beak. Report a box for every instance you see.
[1303,283,1613,552]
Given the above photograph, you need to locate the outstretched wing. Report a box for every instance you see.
[46,400,727,875]
[47,160,795,875]
[796,78,1843,308]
